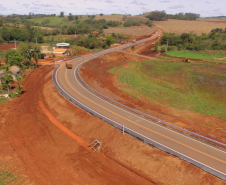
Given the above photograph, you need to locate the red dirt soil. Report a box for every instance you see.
[80,52,226,145]
[206,21,226,23]
[0,43,18,51]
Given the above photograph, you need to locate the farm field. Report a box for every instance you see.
[51,34,77,38]
[104,26,156,36]
[94,14,124,21]
[166,50,225,60]
[154,19,226,35]
[27,16,88,28]
[115,60,226,120]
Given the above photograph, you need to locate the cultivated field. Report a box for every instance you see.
[94,14,124,21]
[104,26,156,36]
[154,19,226,35]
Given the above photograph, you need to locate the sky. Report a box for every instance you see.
[0,0,225,17]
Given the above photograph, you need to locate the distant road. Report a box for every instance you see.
[53,29,226,180]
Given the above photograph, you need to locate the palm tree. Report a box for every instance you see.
[21,45,33,68]
[31,46,41,68]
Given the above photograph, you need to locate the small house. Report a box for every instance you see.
[10,65,20,79]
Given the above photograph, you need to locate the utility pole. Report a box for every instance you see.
[167,39,169,47]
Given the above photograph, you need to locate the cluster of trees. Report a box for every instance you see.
[124,20,141,27]
[146,11,200,21]
[68,13,79,21]
[3,14,56,25]
[122,15,153,27]
[1,44,41,68]
[211,27,226,33]
[168,13,200,20]
[0,44,41,95]
[76,31,116,49]
[111,33,129,43]
[76,36,109,49]
[160,30,226,51]
[146,11,167,21]
[0,22,44,43]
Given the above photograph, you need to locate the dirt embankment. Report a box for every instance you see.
[0,66,152,185]
[0,65,225,184]
[80,52,226,144]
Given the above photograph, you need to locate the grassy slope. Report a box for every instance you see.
[27,16,88,28]
[0,97,8,104]
[110,60,226,120]
[166,51,224,60]
[0,165,22,185]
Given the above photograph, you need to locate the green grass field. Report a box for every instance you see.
[109,60,226,120]
[0,97,8,104]
[27,16,88,29]
[0,165,22,185]
[108,66,123,74]
[166,50,224,60]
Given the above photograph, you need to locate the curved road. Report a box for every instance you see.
[54,30,226,180]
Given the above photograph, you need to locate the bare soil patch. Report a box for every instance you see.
[94,14,124,21]
[0,43,18,51]
[104,26,156,37]
[51,35,77,38]
[154,19,226,35]
[80,52,226,144]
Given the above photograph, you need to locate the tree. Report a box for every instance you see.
[1,65,14,93]
[20,44,33,68]
[60,12,64,17]
[15,75,23,95]
[100,13,104,16]
[68,13,73,21]
[105,36,115,46]
[0,37,4,44]
[146,11,167,21]
[4,49,24,67]
[31,46,41,68]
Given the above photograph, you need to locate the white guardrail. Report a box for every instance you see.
[52,30,226,181]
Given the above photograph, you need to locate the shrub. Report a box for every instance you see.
[9,92,18,98]
[160,46,167,52]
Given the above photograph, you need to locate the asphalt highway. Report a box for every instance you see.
[54,30,226,180]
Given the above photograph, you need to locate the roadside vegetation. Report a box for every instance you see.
[0,97,8,104]
[165,51,224,60]
[160,29,226,51]
[109,60,226,120]
[0,165,25,185]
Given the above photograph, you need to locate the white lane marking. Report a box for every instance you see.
[55,66,226,177]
